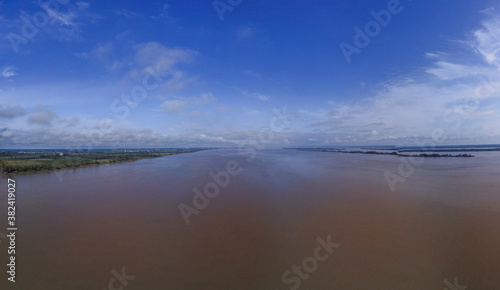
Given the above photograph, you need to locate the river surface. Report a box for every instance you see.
[1,149,500,289]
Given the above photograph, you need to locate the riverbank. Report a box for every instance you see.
[0,148,208,175]
[289,148,475,157]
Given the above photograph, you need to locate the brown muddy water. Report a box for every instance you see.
[1,149,500,289]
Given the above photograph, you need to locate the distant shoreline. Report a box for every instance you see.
[0,149,208,176]
[289,148,475,158]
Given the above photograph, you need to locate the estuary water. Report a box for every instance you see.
[1,149,500,289]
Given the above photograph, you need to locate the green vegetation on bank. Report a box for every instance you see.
[0,148,208,174]
[289,148,474,158]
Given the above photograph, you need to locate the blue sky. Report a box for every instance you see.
[1,0,500,148]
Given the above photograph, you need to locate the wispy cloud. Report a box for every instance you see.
[1,66,16,78]
[160,92,215,113]
[75,2,90,10]
[158,3,170,18]
[161,99,186,113]
[76,41,113,60]
[236,25,256,40]
[257,94,270,101]
[242,69,262,79]
[425,61,482,80]
[75,41,122,71]
[16,1,100,44]
[115,9,141,18]
[240,89,271,101]
[122,42,196,85]
[41,3,75,26]
[424,51,446,59]
[473,17,500,66]
[134,42,196,69]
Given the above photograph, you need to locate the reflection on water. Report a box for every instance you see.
[1,149,500,289]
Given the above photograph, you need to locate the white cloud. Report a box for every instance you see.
[0,104,26,119]
[4,0,101,46]
[237,25,256,40]
[28,105,58,126]
[160,93,216,114]
[121,42,197,91]
[159,3,170,18]
[134,42,196,70]
[65,117,80,127]
[240,90,271,101]
[0,128,14,138]
[425,61,481,80]
[4,15,500,148]
[2,66,16,78]
[94,119,114,130]
[77,41,113,61]
[115,9,141,18]
[424,51,446,59]
[40,2,76,26]
[191,92,216,105]
[161,99,187,113]
[75,2,90,10]
[479,7,496,16]
[0,126,236,148]
[75,41,124,72]
[296,17,500,145]
[473,18,500,66]
[256,94,270,101]
[242,69,261,79]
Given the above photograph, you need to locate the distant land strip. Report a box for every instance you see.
[288,148,475,158]
[0,148,210,175]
